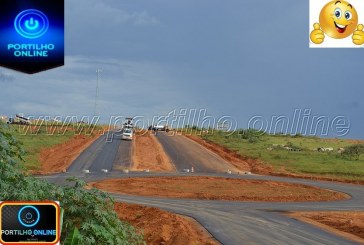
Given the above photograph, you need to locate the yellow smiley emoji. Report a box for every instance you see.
[320,0,358,38]
[310,0,364,45]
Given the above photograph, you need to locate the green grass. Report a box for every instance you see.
[14,130,75,171]
[9,123,102,171]
[202,131,364,181]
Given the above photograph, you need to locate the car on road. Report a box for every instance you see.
[121,128,133,140]
[149,125,170,132]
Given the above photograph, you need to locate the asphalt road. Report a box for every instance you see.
[67,131,132,173]
[44,132,364,245]
[110,174,364,245]
[156,132,238,173]
[45,172,364,245]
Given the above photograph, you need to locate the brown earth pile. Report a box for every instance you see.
[132,131,175,172]
[115,203,218,245]
[93,176,348,202]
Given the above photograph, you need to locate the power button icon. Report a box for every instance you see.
[14,9,49,39]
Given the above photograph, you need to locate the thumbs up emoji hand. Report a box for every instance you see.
[352,24,364,45]
[310,23,325,44]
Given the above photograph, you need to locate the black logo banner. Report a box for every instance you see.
[0,0,64,74]
[0,202,60,245]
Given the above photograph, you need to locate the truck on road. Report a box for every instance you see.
[7,114,31,125]
[149,125,170,132]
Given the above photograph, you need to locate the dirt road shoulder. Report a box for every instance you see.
[132,131,175,172]
[35,134,100,174]
[288,211,364,244]
[92,177,349,202]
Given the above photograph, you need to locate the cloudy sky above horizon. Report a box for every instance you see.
[0,0,363,138]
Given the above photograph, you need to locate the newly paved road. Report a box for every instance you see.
[156,132,238,173]
[113,174,364,245]
[67,131,132,173]
[45,172,364,245]
[44,132,364,245]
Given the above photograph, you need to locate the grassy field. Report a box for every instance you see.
[201,130,364,181]
[16,131,74,170]
[9,123,102,171]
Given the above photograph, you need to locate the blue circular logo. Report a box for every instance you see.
[14,9,49,39]
[18,206,40,227]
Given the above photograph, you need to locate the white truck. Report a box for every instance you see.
[7,114,31,125]
[123,117,134,129]
[152,125,169,132]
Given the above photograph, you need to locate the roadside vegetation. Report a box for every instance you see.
[0,123,144,244]
[8,122,103,171]
[191,128,364,181]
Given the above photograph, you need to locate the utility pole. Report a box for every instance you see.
[94,68,102,117]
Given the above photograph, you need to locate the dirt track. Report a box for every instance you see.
[132,131,175,172]
[92,176,348,202]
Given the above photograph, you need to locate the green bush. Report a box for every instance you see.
[0,123,144,245]
[341,144,364,160]
[239,128,264,143]
[0,124,24,165]
[248,136,259,143]
[285,141,302,151]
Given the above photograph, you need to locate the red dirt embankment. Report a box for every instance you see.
[184,135,267,173]
[186,135,364,185]
[289,211,364,244]
[92,176,348,202]
[132,131,175,172]
[35,134,99,174]
[115,203,218,245]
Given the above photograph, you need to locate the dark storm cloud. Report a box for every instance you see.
[0,0,363,138]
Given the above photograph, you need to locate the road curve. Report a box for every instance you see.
[156,132,238,173]
[46,131,364,245]
[104,174,364,245]
[44,172,364,245]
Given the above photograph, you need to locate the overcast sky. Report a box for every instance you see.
[0,0,363,138]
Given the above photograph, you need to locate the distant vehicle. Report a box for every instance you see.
[121,128,133,140]
[123,117,134,129]
[317,147,334,152]
[7,114,31,125]
[50,118,62,123]
[151,125,169,132]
